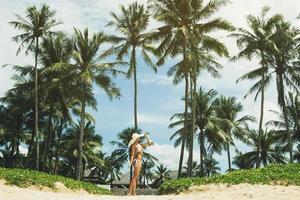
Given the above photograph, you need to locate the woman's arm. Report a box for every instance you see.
[141,133,153,148]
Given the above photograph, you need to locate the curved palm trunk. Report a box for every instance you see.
[76,96,86,180]
[35,37,40,171]
[277,74,293,162]
[257,51,265,169]
[133,46,138,132]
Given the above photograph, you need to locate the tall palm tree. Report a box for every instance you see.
[233,129,286,168]
[231,6,281,168]
[39,33,74,171]
[69,28,122,180]
[149,0,234,177]
[267,19,300,162]
[10,4,60,170]
[105,2,156,132]
[214,96,255,171]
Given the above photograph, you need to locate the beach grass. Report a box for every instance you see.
[0,167,111,195]
[159,164,300,194]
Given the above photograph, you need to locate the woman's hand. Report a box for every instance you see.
[148,141,154,146]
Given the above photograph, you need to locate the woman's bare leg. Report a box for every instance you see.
[132,160,142,195]
[128,176,134,195]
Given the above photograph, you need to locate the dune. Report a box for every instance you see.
[1,180,300,200]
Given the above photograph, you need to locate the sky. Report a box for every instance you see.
[0,0,300,172]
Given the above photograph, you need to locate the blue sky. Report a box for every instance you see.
[0,0,300,172]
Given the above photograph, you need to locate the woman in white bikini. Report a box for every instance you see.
[127,132,153,195]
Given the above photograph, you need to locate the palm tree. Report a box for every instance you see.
[194,88,226,174]
[0,89,31,168]
[294,144,300,163]
[68,28,122,180]
[39,33,74,171]
[183,161,200,177]
[149,0,234,177]
[214,96,255,171]
[139,159,155,187]
[231,6,281,168]
[105,2,156,132]
[10,4,60,170]
[202,154,220,177]
[169,111,192,178]
[60,121,104,179]
[170,89,227,177]
[152,164,171,187]
[233,129,286,168]
[266,93,300,158]
[267,19,300,162]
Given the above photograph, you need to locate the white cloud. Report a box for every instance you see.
[139,74,173,86]
[137,113,169,124]
[147,144,180,170]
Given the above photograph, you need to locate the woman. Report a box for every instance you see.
[127,132,153,195]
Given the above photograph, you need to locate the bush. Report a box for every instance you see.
[159,164,300,194]
[0,167,111,195]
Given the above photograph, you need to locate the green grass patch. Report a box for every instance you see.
[159,164,300,194]
[0,167,111,195]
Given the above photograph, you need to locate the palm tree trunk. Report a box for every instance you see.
[278,74,293,162]
[76,95,86,180]
[133,46,138,132]
[227,144,231,172]
[188,73,196,177]
[257,51,265,169]
[200,128,204,175]
[42,103,54,171]
[26,127,35,168]
[82,159,86,181]
[177,137,185,178]
[35,36,40,171]
[54,121,63,175]
[182,40,191,177]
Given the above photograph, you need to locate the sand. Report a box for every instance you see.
[1,180,300,200]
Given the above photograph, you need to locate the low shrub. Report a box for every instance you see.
[0,167,111,195]
[159,164,300,194]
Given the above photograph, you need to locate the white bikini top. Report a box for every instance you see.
[135,144,144,153]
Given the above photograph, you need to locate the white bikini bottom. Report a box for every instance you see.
[133,159,142,168]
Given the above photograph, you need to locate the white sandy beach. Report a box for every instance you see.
[1,181,300,200]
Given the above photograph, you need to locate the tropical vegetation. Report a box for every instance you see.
[0,0,300,192]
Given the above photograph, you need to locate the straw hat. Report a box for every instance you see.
[128,133,144,148]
